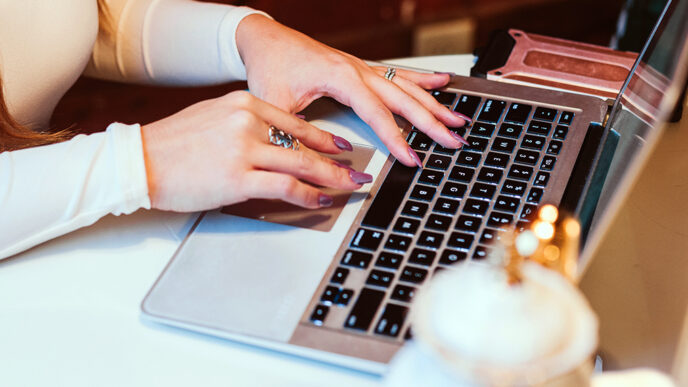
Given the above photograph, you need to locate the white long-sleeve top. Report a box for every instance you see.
[0,0,266,259]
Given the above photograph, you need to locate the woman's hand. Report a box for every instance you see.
[141,91,371,212]
[236,15,471,167]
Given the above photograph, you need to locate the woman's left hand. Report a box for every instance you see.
[236,15,470,167]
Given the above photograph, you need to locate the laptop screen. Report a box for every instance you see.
[581,0,688,257]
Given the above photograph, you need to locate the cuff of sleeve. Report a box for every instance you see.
[218,7,272,80]
[106,122,152,215]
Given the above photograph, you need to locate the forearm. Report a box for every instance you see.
[86,0,269,85]
[0,124,150,260]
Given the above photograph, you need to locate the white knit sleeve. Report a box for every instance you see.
[0,123,150,260]
[85,0,270,85]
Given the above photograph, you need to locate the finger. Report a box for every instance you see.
[367,74,467,149]
[251,142,372,190]
[372,66,451,89]
[243,170,332,209]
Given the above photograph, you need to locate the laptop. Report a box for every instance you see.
[141,0,688,374]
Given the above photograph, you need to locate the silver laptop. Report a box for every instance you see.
[141,0,688,374]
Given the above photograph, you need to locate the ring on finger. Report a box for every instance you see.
[384,67,397,82]
[268,125,300,151]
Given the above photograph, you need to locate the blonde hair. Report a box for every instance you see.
[0,0,110,152]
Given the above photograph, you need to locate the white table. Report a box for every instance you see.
[0,55,475,387]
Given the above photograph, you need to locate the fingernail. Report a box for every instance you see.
[334,161,355,171]
[295,113,306,120]
[319,194,333,207]
[349,170,373,184]
[333,135,353,151]
[407,147,423,168]
[452,111,472,123]
[450,130,470,146]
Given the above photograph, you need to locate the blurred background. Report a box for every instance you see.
[52,0,637,133]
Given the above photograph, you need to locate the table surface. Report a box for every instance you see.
[0,55,475,387]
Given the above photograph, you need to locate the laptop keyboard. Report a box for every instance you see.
[307,90,574,340]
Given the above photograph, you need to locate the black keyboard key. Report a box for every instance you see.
[470,122,496,138]
[431,90,457,105]
[426,214,453,231]
[485,152,510,168]
[402,201,428,218]
[498,123,523,139]
[408,248,437,266]
[534,171,550,187]
[321,286,340,303]
[456,151,481,167]
[375,304,409,337]
[393,217,421,235]
[345,288,385,331]
[454,94,482,119]
[528,120,552,136]
[418,169,444,186]
[433,143,457,156]
[465,136,489,152]
[341,250,373,269]
[520,204,538,221]
[451,127,467,138]
[495,195,521,213]
[477,167,503,184]
[439,249,467,265]
[477,99,507,123]
[508,164,534,181]
[487,211,514,227]
[362,161,417,229]
[505,103,532,123]
[559,111,574,125]
[350,228,384,251]
[533,107,557,121]
[463,198,490,216]
[541,156,556,171]
[433,198,461,215]
[502,179,527,197]
[527,187,544,203]
[410,185,436,201]
[448,231,475,249]
[480,228,502,244]
[473,245,492,260]
[367,269,395,288]
[336,289,354,306]
[455,215,482,233]
[331,267,349,284]
[516,221,531,233]
[515,149,539,165]
[441,182,468,199]
[385,234,412,252]
[470,183,496,200]
[418,231,444,249]
[427,154,452,170]
[391,285,416,302]
[449,166,475,182]
[547,140,563,155]
[400,266,428,284]
[553,125,568,140]
[310,305,329,325]
[521,135,547,151]
[491,137,517,153]
[376,251,403,269]
[407,130,433,151]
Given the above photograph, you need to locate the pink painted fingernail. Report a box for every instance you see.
[452,111,472,123]
[407,147,423,168]
[450,131,470,146]
[333,135,353,151]
[334,161,355,171]
[295,113,306,119]
[319,194,333,207]
[350,170,373,184]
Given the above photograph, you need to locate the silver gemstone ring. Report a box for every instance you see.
[384,67,397,82]
[268,125,300,151]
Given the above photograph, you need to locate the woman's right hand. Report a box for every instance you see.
[140,90,371,212]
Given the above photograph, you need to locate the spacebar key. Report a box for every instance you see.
[361,160,419,229]
[344,288,385,331]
